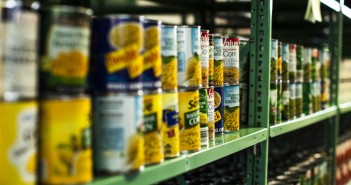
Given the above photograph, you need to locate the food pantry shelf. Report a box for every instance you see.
[270,106,338,137]
[339,102,351,114]
[89,128,267,185]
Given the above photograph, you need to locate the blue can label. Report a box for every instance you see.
[214,86,224,134]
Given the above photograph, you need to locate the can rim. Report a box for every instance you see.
[144,19,162,25]
[40,94,90,100]
[41,5,93,15]
[161,24,177,28]
[93,14,145,21]
[178,25,200,28]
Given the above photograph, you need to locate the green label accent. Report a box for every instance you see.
[199,89,208,114]
[184,109,200,128]
[144,113,157,133]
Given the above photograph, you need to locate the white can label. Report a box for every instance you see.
[209,45,214,60]
[201,32,209,68]
[161,27,177,57]
[282,89,290,105]
[289,84,296,99]
[207,88,215,123]
[289,49,296,73]
[214,37,223,61]
[223,86,240,108]
[223,38,239,69]
[296,83,303,98]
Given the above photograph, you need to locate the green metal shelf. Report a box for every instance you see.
[339,102,351,114]
[270,106,338,137]
[89,128,267,185]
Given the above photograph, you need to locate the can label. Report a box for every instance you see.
[143,21,162,90]
[214,36,224,86]
[223,85,240,131]
[39,98,92,184]
[276,81,282,123]
[321,79,330,109]
[303,48,311,82]
[312,81,321,112]
[91,16,143,92]
[311,49,319,81]
[223,37,240,85]
[296,46,304,82]
[199,88,208,146]
[201,30,209,87]
[161,26,178,90]
[277,43,282,80]
[295,83,303,117]
[214,86,224,134]
[207,87,215,141]
[282,83,289,121]
[209,34,214,86]
[289,45,297,82]
[303,82,312,115]
[93,95,144,173]
[289,83,296,120]
[1,9,38,100]
[143,93,163,164]
[0,101,38,185]
[178,90,200,152]
[162,91,180,158]
[271,40,278,82]
[282,44,289,82]
[270,84,277,125]
[177,26,201,88]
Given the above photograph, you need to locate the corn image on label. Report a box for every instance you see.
[39,98,92,184]
[223,85,240,132]
[214,86,224,134]
[209,34,214,86]
[201,30,209,87]
[161,26,178,90]
[0,101,38,185]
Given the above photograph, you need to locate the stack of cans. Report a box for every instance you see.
[303,48,313,115]
[289,44,297,120]
[320,45,330,109]
[295,45,304,118]
[270,39,278,125]
[277,42,283,124]
[311,49,322,112]
[282,43,290,121]
[38,5,93,184]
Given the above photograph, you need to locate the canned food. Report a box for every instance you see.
[90,15,144,92]
[289,83,296,120]
[278,42,282,80]
[312,81,321,113]
[270,83,277,125]
[282,43,289,83]
[177,26,201,88]
[93,93,144,174]
[0,101,38,185]
[277,80,282,123]
[223,35,240,85]
[311,49,320,81]
[282,82,289,121]
[303,81,312,115]
[39,97,92,184]
[295,82,303,118]
[239,40,249,83]
[207,87,215,141]
[199,88,209,146]
[39,6,91,95]
[214,86,224,134]
[162,91,180,158]
[178,89,200,153]
[271,39,278,83]
[320,45,330,79]
[296,45,304,83]
[0,3,39,101]
[209,34,214,86]
[201,30,209,87]
[161,25,178,90]
[143,91,163,165]
[143,20,162,90]
[303,48,312,82]
[213,35,224,86]
[289,44,297,82]
[223,85,240,132]
[321,78,330,109]
[240,83,248,125]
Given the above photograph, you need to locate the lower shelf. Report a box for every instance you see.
[89,127,267,185]
[339,102,351,114]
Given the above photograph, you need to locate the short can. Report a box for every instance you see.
[213,35,224,86]
[207,86,215,141]
[39,5,92,95]
[289,82,296,120]
[0,3,39,101]
[143,19,162,90]
[282,43,289,83]
[178,89,201,153]
[177,26,202,88]
[92,92,144,174]
[296,45,304,83]
[282,82,290,121]
[0,101,38,185]
[90,15,144,92]
[303,81,312,115]
[240,82,248,125]
[199,88,209,146]
[39,96,92,184]
[208,34,214,86]
[162,90,180,158]
[271,39,278,83]
[289,44,297,83]
[214,86,224,134]
[276,80,282,123]
[143,90,164,165]
[161,25,178,90]
[223,35,240,85]
[295,82,303,118]
[303,48,312,82]
[321,78,330,110]
[223,85,240,132]
[201,30,210,87]
[270,82,278,125]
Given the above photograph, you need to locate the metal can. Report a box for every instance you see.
[0,101,38,185]
[0,3,39,101]
[223,85,240,132]
[289,44,297,83]
[214,86,224,134]
[321,78,330,110]
[201,30,209,88]
[296,45,304,83]
[311,49,320,81]
[199,88,209,146]
[270,82,278,125]
[312,81,321,113]
[162,91,180,158]
[282,82,290,121]
[277,80,282,123]
[90,15,144,92]
[295,82,303,118]
[143,19,162,90]
[177,26,201,88]
[240,83,248,125]
[39,96,92,184]
[207,87,215,141]
[303,48,312,82]
[93,93,144,174]
[278,42,282,81]
[161,25,178,90]
[303,81,312,115]
[39,5,92,95]
[143,90,163,165]
[289,83,296,120]
[223,35,240,85]
[213,35,224,86]
[320,45,330,79]
[271,39,278,83]
[178,89,200,153]
[209,34,214,86]
[282,43,289,83]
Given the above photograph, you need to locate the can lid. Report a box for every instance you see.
[201,29,209,32]
[42,4,93,15]
[94,14,144,21]
[161,24,177,28]
[144,19,162,25]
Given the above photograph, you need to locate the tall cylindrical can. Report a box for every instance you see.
[271,39,278,83]
[161,25,178,90]
[303,48,312,82]
[214,86,224,134]
[277,80,282,123]
[199,88,209,146]
[282,82,290,121]
[270,82,277,125]
[311,49,320,81]
[303,80,312,115]
[289,83,296,120]
[209,34,214,86]
[312,81,321,112]
[289,44,297,83]
[282,43,289,83]
[320,45,330,80]
[207,87,215,141]
[223,35,240,85]
[201,30,209,88]
[296,45,304,83]
[177,26,201,88]
[295,82,303,118]
[321,78,330,110]
[278,42,283,81]
[213,35,224,86]
[223,85,240,132]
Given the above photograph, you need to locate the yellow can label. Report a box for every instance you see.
[178,90,200,152]
[39,98,92,184]
[143,93,163,165]
[0,101,38,185]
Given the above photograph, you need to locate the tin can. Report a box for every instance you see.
[282,43,289,83]
[320,45,330,79]
[214,86,224,134]
[282,82,289,121]
[213,35,224,86]
[161,25,178,90]
[93,93,144,174]
[162,91,180,158]
[199,88,209,146]
[303,48,312,82]
[303,81,312,115]
[312,81,321,113]
[311,49,320,81]
[178,89,200,153]
[39,96,92,184]
[143,90,163,165]
[177,26,201,88]
[240,83,248,125]
[321,78,330,110]
[0,101,38,185]
[201,30,209,87]
[296,45,304,83]
[143,20,162,90]
[277,80,282,123]
[289,44,297,83]
[271,39,278,83]
[239,40,249,83]
[209,34,214,86]
[270,82,278,125]
[0,3,39,101]
[90,15,144,92]
[223,85,240,132]
[207,87,215,141]
[289,83,296,120]
[278,42,282,81]
[39,6,92,95]
[295,82,303,118]
[223,35,240,85]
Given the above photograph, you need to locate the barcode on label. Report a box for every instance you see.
[200,127,208,146]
